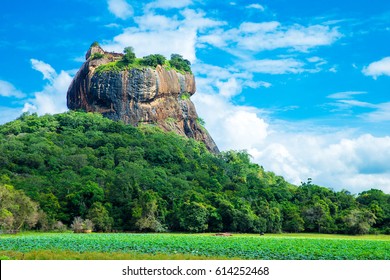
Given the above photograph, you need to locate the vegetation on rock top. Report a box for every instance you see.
[93,43,192,74]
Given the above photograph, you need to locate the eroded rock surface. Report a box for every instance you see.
[67,45,219,153]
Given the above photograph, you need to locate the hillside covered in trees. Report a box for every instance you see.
[0,112,389,234]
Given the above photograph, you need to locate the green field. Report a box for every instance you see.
[0,233,389,260]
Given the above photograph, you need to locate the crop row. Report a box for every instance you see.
[1,233,389,260]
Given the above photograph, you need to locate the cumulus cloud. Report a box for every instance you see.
[362,57,390,79]
[257,132,390,193]
[192,93,269,151]
[24,59,72,115]
[191,59,390,194]
[103,9,225,62]
[107,0,133,20]
[216,78,241,98]
[197,104,390,193]
[0,80,25,98]
[192,62,271,99]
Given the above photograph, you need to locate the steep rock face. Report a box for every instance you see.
[67,46,219,153]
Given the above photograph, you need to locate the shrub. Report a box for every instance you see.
[84,219,94,231]
[71,217,84,232]
[52,221,67,232]
[196,117,205,126]
[169,54,191,73]
[140,54,166,67]
[71,217,94,233]
[180,92,191,100]
[90,53,104,60]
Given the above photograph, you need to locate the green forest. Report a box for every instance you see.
[0,111,389,235]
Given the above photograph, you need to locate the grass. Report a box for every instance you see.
[0,250,233,260]
[95,58,146,74]
[95,58,191,75]
[180,92,191,100]
[0,232,389,260]
[165,117,176,124]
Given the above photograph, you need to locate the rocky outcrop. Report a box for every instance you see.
[67,45,219,153]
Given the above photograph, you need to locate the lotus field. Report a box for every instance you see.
[0,233,389,260]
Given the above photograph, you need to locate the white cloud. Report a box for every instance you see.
[239,21,280,33]
[103,9,225,63]
[307,56,323,63]
[216,78,241,98]
[326,91,390,122]
[337,99,376,108]
[192,61,271,99]
[107,0,133,20]
[30,59,57,82]
[251,123,390,193]
[243,58,305,74]
[253,142,308,184]
[104,27,197,62]
[198,31,228,48]
[180,9,226,31]
[145,0,192,10]
[193,83,390,193]
[327,91,367,99]
[24,60,72,115]
[22,103,37,112]
[104,23,121,28]
[191,58,390,194]
[0,106,24,124]
[192,93,269,151]
[362,57,390,78]
[363,102,390,122]
[135,13,180,31]
[246,80,272,88]
[0,80,25,98]
[201,22,342,54]
[246,4,265,11]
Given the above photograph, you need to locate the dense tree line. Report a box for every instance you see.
[0,112,389,234]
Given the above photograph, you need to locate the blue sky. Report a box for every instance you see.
[1,0,390,193]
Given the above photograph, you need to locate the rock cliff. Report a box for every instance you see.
[67,45,219,153]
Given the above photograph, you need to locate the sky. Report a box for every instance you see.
[1,0,390,194]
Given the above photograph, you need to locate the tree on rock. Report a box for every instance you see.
[169,54,191,73]
[123,47,136,64]
[140,54,166,67]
